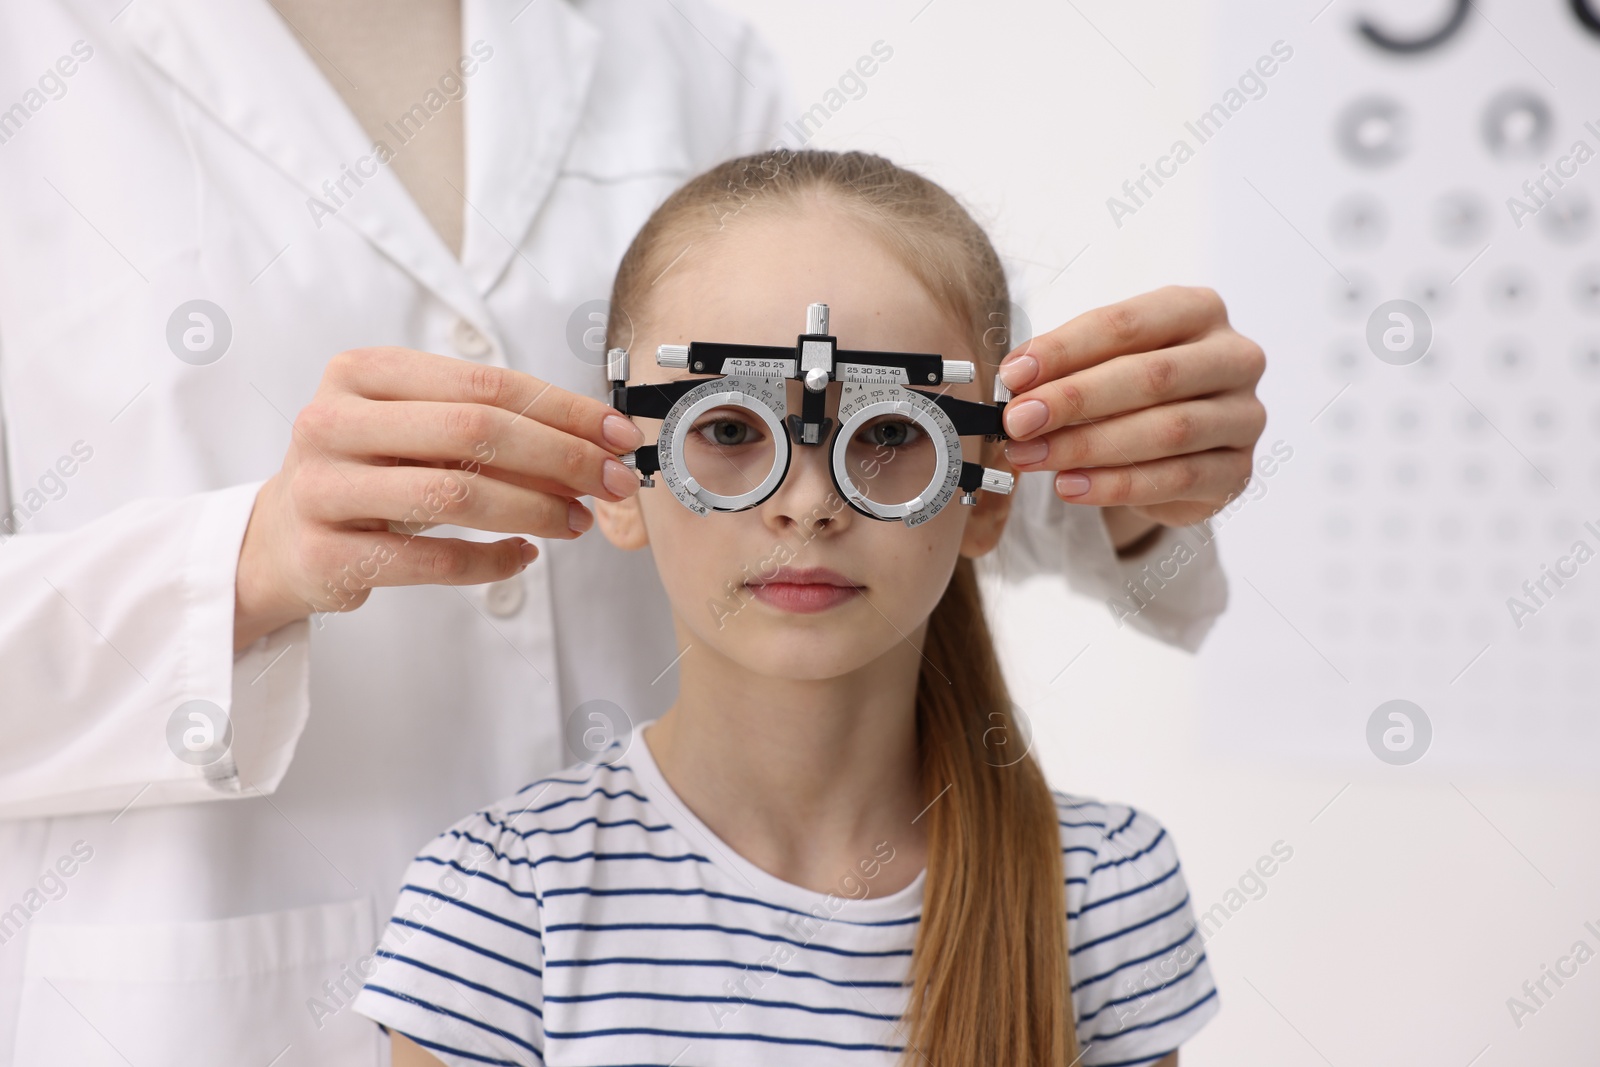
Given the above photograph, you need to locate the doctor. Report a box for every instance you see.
[0,0,1264,1062]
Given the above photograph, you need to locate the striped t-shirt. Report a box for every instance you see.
[353,724,1219,1065]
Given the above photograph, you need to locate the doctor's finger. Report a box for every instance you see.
[317,530,540,593]
[997,286,1228,391]
[326,347,643,452]
[296,461,594,540]
[1003,393,1266,472]
[1004,335,1263,431]
[1043,448,1253,512]
[307,398,639,502]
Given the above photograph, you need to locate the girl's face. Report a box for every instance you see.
[594,204,1013,682]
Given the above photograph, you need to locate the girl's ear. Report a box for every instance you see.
[594,491,650,551]
[958,440,1013,559]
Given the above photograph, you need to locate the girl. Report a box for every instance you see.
[354,149,1218,1066]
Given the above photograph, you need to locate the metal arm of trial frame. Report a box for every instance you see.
[606,303,1017,505]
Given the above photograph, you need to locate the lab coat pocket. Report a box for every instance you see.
[12,898,382,1067]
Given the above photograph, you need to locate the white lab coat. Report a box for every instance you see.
[0,0,1227,1062]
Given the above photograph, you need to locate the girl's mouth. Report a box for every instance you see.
[745,566,864,614]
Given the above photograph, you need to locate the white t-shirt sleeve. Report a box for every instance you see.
[1064,801,1220,1065]
[354,809,547,1067]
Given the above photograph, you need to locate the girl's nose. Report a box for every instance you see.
[763,426,851,537]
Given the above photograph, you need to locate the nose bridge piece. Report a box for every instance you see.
[788,302,837,448]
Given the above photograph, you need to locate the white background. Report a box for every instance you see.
[716,0,1600,1062]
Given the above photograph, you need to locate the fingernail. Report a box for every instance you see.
[1056,471,1091,497]
[567,500,594,533]
[1005,438,1049,465]
[998,354,1038,391]
[602,457,638,498]
[1004,398,1048,438]
[519,540,539,565]
[603,414,644,450]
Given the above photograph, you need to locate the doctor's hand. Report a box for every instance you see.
[233,347,645,650]
[997,286,1266,551]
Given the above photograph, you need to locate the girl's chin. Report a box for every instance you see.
[715,632,891,682]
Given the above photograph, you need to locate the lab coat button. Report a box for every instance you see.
[485,573,526,616]
[453,318,492,358]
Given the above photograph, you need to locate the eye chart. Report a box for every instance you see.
[1194,0,1600,769]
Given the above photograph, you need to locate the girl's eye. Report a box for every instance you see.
[692,412,763,448]
[860,418,922,449]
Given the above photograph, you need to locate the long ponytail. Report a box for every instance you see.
[908,555,1079,1064]
[607,148,1078,1065]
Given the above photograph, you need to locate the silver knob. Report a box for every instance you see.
[980,468,1015,495]
[806,302,829,335]
[942,360,975,384]
[993,376,1013,403]
[657,344,690,368]
[606,347,629,381]
[804,367,829,392]
[620,454,653,488]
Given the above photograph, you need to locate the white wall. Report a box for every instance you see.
[712,0,1600,1061]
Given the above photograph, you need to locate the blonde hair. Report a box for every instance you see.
[606,148,1077,1065]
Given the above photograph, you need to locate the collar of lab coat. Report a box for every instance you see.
[117,0,602,344]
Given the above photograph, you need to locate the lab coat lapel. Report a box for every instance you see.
[117,0,492,331]
[459,0,602,295]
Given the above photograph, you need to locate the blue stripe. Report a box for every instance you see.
[1059,819,1109,829]
[543,988,898,1021]
[1070,862,1181,919]
[1088,986,1219,1044]
[528,783,646,819]
[391,917,543,979]
[1070,893,1191,955]
[540,884,921,928]
[542,1024,902,1053]
[414,857,540,901]
[1092,828,1167,872]
[545,921,914,959]
[374,950,543,1019]
[480,813,674,840]
[544,955,907,990]
[523,786,651,814]
[1071,928,1202,993]
[399,885,541,940]
[441,830,526,862]
[1075,948,1209,1025]
[443,828,709,870]
[1105,808,1140,840]
[362,983,541,1057]
[530,849,709,868]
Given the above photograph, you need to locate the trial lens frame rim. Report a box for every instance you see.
[827,386,959,524]
[659,377,792,514]
[607,311,1012,524]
